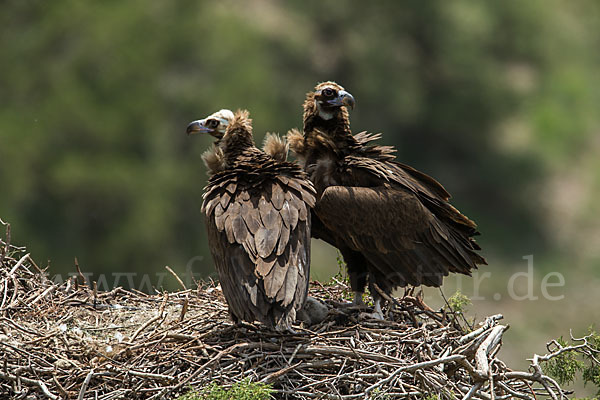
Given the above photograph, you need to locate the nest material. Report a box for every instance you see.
[0,220,568,400]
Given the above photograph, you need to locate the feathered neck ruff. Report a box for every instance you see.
[220,109,257,165]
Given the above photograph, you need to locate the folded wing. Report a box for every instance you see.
[316,184,481,288]
[202,173,315,329]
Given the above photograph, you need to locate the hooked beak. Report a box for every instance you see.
[186,119,211,135]
[327,90,355,109]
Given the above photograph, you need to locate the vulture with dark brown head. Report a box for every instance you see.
[188,110,316,330]
[288,82,486,318]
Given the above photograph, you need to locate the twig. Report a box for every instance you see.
[462,381,483,400]
[0,371,59,399]
[0,251,575,400]
[260,362,302,383]
[179,295,189,322]
[28,285,56,307]
[78,369,94,400]
[459,314,504,344]
[165,266,187,291]
[474,325,508,377]
[74,257,86,288]
[8,253,29,276]
[130,294,168,341]
[365,354,466,395]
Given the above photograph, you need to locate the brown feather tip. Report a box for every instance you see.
[263,133,289,162]
[201,144,225,175]
[314,81,345,92]
[286,128,305,156]
[226,109,253,135]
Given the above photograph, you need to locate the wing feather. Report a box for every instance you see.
[203,196,220,215]
[202,166,315,329]
[271,184,285,210]
[256,255,277,278]
[225,182,237,194]
[316,185,480,288]
[223,214,235,243]
[219,191,231,209]
[276,225,290,256]
[214,203,226,231]
[255,226,278,258]
[288,202,299,230]
[297,198,308,221]
[277,258,297,305]
[241,200,261,234]
[264,262,287,299]
[232,215,248,243]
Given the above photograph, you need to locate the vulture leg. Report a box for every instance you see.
[310,211,336,244]
[285,325,298,334]
[367,274,391,320]
[359,298,384,320]
[360,298,385,321]
[371,298,384,320]
[314,214,371,308]
[340,247,370,307]
[361,291,385,320]
[353,292,364,306]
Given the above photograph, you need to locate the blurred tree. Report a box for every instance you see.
[1,0,599,289]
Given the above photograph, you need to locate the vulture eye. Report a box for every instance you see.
[322,88,335,97]
[206,119,219,129]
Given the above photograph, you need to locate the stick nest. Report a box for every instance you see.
[0,220,569,400]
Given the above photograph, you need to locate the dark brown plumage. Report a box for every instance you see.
[192,110,316,330]
[288,82,486,317]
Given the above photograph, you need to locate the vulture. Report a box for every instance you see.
[187,109,317,330]
[186,109,289,175]
[288,82,486,318]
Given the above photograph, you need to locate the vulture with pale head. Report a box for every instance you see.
[187,109,289,175]
[188,110,316,330]
[288,82,486,318]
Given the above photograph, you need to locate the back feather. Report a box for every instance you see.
[263,133,289,162]
[201,145,225,175]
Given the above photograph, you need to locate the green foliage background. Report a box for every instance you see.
[1,0,599,394]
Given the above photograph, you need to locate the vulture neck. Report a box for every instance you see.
[221,129,256,167]
[303,104,356,155]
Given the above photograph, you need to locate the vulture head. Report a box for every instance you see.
[307,81,355,121]
[186,109,235,140]
[186,109,234,175]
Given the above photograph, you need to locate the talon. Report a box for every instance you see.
[286,326,298,334]
[362,311,384,320]
[369,298,385,320]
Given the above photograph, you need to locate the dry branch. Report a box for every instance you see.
[0,224,573,400]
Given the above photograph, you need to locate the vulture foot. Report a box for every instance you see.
[360,299,385,320]
[285,325,298,334]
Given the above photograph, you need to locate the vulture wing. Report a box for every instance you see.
[344,154,479,235]
[315,184,482,289]
[202,172,315,329]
